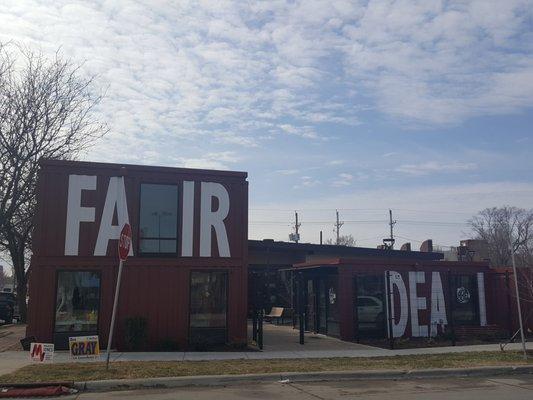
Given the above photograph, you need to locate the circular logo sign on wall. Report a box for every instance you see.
[456,287,471,304]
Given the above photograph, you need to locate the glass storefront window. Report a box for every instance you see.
[190,271,228,328]
[326,275,340,337]
[452,274,479,325]
[139,184,178,254]
[355,274,386,338]
[54,271,100,333]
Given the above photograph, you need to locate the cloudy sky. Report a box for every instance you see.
[2,0,533,249]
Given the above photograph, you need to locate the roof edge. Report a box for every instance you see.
[39,159,248,179]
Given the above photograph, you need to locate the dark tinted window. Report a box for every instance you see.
[0,293,14,302]
[452,274,479,325]
[139,184,178,254]
[355,274,386,338]
[190,271,228,328]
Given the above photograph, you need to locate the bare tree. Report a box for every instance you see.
[468,206,533,267]
[469,206,533,326]
[0,44,107,321]
[325,234,356,247]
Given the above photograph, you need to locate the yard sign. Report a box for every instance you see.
[30,342,54,362]
[69,335,100,359]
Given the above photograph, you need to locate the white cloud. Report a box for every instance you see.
[332,172,354,187]
[395,161,477,176]
[340,0,533,125]
[1,0,532,180]
[278,124,320,139]
[327,159,346,166]
[1,0,530,165]
[294,175,321,189]
[276,169,300,175]
[173,151,241,170]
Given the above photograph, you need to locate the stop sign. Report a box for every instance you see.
[118,223,132,261]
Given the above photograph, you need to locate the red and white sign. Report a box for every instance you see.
[30,342,54,362]
[118,223,132,261]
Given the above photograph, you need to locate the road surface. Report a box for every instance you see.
[35,374,533,399]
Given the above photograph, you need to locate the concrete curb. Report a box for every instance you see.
[73,365,533,392]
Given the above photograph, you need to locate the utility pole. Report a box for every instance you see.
[293,211,301,243]
[510,233,528,360]
[335,210,344,245]
[388,209,396,249]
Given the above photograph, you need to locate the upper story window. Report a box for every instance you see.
[139,184,178,254]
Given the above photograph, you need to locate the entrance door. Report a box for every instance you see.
[355,274,386,339]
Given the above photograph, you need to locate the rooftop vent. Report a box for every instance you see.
[400,242,411,251]
[420,239,433,253]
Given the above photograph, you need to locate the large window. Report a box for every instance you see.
[190,271,227,328]
[355,274,386,338]
[55,271,100,333]
[139,184,178,254]
[325,275,340,337]
[190,271,228,345]
[452,274,479,325]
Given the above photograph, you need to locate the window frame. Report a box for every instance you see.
[451,273,480,326]
[188,269,229,344]
[137,182,181,257]
[52,269,102,335]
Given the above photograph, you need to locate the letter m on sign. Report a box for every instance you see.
[31,343,45,362]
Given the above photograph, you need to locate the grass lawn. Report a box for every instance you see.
[1,351,532,384]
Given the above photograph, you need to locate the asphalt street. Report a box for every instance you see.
[31,374,533,400]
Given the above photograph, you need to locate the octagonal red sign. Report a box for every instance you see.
[118,223,132,261]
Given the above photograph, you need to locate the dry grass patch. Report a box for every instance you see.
[1,351,532,384]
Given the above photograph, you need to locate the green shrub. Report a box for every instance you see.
[124,316,148,351]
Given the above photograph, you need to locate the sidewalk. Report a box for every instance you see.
[0,324,25,352]
[1,342,532,376]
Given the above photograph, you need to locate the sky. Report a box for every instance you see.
[1,0,533,249]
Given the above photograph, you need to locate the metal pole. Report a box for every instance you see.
[354,275,360,343]
[386,271,394,349]
[335,210,343,245]
[106,259,124,369]
[295,211,300,243]
[505,272,513,338]
[298,273,304,345]
[447,270,456,346]
[258,310,263,350]
[252,309,257,342]
[510,236,528,359]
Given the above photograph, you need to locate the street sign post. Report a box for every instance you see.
[510,234,528,360]
[106,222,131,369]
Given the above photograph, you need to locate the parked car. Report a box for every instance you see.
[0,292,15,324]
[356,295,384,324]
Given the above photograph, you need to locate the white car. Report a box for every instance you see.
[357,295,384,323]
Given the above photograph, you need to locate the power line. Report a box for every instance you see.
[249,219,468,226]
[250,207,476,215]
